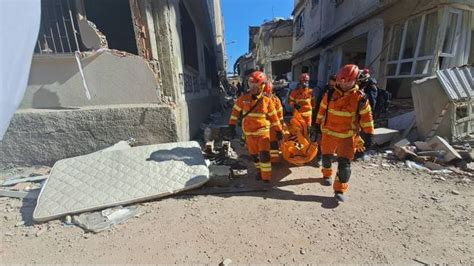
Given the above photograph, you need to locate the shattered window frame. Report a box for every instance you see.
[385,11,438,79]
[440,8,463,57]
[35,0,84,54]
[295,9,305,38]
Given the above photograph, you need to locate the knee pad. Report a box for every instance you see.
[252,154,259,163]
[259,151,271,163]
[270,141,279,150]
[322,155,332,169]
[337,157,351,183]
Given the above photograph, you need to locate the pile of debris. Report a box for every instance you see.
[203,139,249,188]
[391,135,474,176]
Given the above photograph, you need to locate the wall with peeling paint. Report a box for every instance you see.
[21,51,160,109]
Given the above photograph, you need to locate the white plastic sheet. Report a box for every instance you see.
[0,0,41,140]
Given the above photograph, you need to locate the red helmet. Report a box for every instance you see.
[336,64,359,84]
[248,71,267,86]
[264,81,273,94]
[336,64,360,91]
[299,73,310,83]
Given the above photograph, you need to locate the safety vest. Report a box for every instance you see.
[316,86,374,139]
[229,94,282,137]
[289,86,315,118]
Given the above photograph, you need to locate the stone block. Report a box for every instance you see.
[0,104,178,165]
[373,128,400,145]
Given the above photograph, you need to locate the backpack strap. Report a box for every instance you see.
[323,88,334,126]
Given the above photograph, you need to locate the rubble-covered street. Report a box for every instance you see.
[1,0,474,264]
[1,144,473,264]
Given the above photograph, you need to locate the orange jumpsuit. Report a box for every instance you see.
[229,94,283,180]
[269,95,285,162]
[289,85,315,126]
[315,85,374,193]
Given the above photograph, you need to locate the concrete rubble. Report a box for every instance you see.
[375,134,474,178]
[72,206,140,233]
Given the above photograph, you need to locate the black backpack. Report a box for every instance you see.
[374,88,391,118]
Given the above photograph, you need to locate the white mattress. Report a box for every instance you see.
[33,141,209,222]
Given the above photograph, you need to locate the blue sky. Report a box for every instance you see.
[221,0,294,73]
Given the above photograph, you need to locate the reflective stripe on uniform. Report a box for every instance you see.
[360,121,374,128]
[359,106,371,115]
[295,98,312,103]
[321,128,354,138]
[230,115,238,121]
[244,128,270,136]
[267,110,277,116]
[246,112,266,118]
[328,108,355,117]
[233,105,242,112]
[317,114,324,119]
[300,110,312,117]
[260,162,271,171]
[320,102,327,109]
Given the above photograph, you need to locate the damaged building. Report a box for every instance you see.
[234,19,293,88]
[0,0,226,165]
[291,0,474,98]
[254,18,293,81]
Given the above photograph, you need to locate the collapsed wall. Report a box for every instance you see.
[0,104,178,166]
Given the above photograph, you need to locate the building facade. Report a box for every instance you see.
[292,0,474,97]
[254,19,293,81]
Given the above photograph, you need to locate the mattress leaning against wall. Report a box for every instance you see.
[33,141,209,222]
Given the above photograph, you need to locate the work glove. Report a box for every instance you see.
[276,131,284,142]
[364,134,374,148]
[355,135,366,153]
[312,124,322,141]
[294,104,301,111]
[227,124,236,140]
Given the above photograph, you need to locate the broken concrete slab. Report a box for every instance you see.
[414,141,431,151]
[33,141,209,222]
[72,206,139,233]
[207,165,231,187]
[388,111,416,131]
[373,128,400,145]
[458,150,474,162]
[427,136,462,162]
[0,189,40,200]
[1,104,179,166]
[424,161,446,171]
[1,175,47,186]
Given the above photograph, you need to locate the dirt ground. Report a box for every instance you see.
[1,150,473,264]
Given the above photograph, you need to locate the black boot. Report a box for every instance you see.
[335,192,347,202]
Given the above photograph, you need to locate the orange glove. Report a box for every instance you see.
[355,135,366,152]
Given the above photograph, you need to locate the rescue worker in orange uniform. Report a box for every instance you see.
[228,71,284,182]
[289,73,315,128]
[313,64,375,202]
[263,80,285,163]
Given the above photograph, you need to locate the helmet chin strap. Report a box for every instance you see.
[252,84,265,99]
